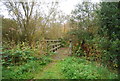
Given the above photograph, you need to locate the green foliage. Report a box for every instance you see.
[68,1,120,71]
[101,38,120,68]
[61,57,118,79]
[98,2,120,69]
[67,29,93,56]
[99,2,120,39]
[34,61,65,79]
[83,36,119,68]
[68,29,93,41]
[2,60,44,79]
[67,29,94,57]
[2,42,53,79]
[39,55,52,65]
[2,56,52,79]
[70,2,99,34]
[2,42,36,66]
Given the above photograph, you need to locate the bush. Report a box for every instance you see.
[2,55,52,79]
[2,60,44,79]
[2,42,36,66]
[91,37,120,69]
[2,42,53,79]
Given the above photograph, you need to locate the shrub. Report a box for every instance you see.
[2,42,53,79]
[2,43,35,66]
[2,60,43,79]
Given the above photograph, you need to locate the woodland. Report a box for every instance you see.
[1,0,120,79]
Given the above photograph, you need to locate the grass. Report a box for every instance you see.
[60,56,118,79]
[2,55,118,79]
[2,60,43,79]
[33,56,118,79]
[2,46,119,79]
[2,55,52,79]
[34,60,65,79]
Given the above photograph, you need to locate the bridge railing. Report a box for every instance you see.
[40,40,62,53]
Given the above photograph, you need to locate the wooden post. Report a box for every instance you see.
[46,40,49,53]
[69,39,72,56]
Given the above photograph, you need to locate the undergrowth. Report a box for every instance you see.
[2,55,52,79]
[60,56,118,79]
[2,42,53,79]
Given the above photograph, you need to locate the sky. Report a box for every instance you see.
[0,0,100,18]
[59,0,100,15]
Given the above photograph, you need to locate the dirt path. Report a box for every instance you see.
[34,47,69,79]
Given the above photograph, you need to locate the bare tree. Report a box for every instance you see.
[3,0,66,44]
[4,1,36,44]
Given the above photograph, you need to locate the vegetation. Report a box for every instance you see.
[68,2,120,71]
[1,0,120,80]
[60,57,118,79]
[2,42,52,79]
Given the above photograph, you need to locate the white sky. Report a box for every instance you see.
[59,0,100,15]
[0,0,100,18]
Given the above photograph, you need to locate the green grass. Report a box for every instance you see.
[2,61,43,79]
[2,56,52,79]
[60,56,118,79]
[34,60,65,79]
[2,53,118,79]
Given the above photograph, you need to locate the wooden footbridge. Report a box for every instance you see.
[40,40,72,55]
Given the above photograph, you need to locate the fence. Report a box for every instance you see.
[40,40,62,53]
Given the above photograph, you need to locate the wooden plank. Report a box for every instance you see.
[50,45,61,52]
[48,43,61,47]
[40,40,62,53]
[40,40,61,42]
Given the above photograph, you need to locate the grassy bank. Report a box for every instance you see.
[60,57,118,79]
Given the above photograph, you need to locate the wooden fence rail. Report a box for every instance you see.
[41,40,62,52]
